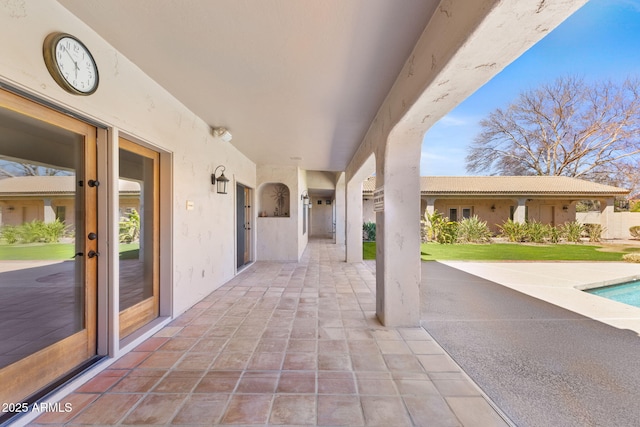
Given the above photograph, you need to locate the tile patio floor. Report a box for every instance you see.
[28,239,508,426]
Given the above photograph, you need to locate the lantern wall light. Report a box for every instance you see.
[211,165,230,194]
[301,190,310,206]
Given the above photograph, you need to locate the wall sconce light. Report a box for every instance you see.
[562,205,568,212]
[212,127,233,142]
[490,204,496,212]
[301,190,310,206]
[211,165,229,194]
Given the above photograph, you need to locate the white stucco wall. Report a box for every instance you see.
[0,1,256,316]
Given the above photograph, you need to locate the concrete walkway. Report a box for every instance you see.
[421,261,640,427]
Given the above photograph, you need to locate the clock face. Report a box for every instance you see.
[44,33,99,95]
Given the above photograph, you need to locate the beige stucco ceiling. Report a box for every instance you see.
[57,0,439,172]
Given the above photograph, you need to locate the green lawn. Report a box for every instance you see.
[363,241,632,262]
[0,242,140,260]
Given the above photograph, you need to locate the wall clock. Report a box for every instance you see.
[43,32,99,95]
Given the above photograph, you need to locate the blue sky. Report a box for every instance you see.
[420,0,640,176]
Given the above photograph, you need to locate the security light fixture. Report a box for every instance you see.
[211,165,229,194]
[212,127,233,142]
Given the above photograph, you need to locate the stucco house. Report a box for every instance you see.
[0,175,140,231]
[0,1,590,424]
[363,175,629,238]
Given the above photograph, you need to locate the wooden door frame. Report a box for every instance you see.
[0,88,98,404]
[117,138,160,338]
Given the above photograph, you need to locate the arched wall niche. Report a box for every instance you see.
[258,182,291,217]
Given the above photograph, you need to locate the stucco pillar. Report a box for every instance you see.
[43,198,56,223]
[335,172,346,245]
[425,197,436,221]
[514,198,527,223]
[601,198,615,239]
[345,178,363,262]
[376,134,421,327]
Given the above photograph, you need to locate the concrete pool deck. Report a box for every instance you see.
[438,261,640,335]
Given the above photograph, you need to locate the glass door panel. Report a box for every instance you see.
[118,138,159,338]
[0,88,97,407]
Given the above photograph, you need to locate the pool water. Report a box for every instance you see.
[586,280,640,308]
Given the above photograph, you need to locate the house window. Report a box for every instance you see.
[55,206,66,223]
[449,207,473,222]
[449,208,457,222]
[462,207,472,219]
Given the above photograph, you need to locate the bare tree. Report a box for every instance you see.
[466,76,640,188]
[0,161,65,178]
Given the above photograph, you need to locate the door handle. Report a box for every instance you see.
[87,250,99,258]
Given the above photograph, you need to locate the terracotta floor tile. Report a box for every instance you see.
[67,393,143,425]
[360,396,413,427]
[287,339,317,352]
[133,336,170,352]
[30,392,99,424]
[283,352,317,370]
[318,372,356,394]
[121,393,186,425]
[318,339,348,354]
[74,370,127,393]
[255,338,288,352]
[173,352,215,370]
[394,378,440,396]
[152,373,201,393]
[190,337,227,353]
[236,371,279,393]
[137,351,183,369]
[356,377,399,396]
[158,337,197,351]
[247,351,285,370]
[210,351,251,370]
[318,395,364,426]
[318,353,352,371]
[220,394,272,424]
[170,394,229,425]
[277,371,316,394]
[403,394,462,426]
[383,354,427,373]
[270,395,316,425]
[194,371,241,393]
[108,351,151,369]
[110,370,164,393]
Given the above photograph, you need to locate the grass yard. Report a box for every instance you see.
[0,242,140,260]
[363,241,635,262]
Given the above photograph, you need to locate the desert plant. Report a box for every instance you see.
[548,225,561,243]
[456,216,492,243]
[426,210,458,244]
[525,220,549,243]
[499,219,527,242]
[362,221,376,241]
[560,221,584,243]
[623,252,640,263]
[630,225,640,239]
[584,223,605,242]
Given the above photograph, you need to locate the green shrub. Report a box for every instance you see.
[560,221,584,243]
[525,220,549,243]
[548,225,561,243]
[499,219,527,242]
[0,225,19,244]
[119,209,141,243]
[456,216,492,243]
[427,210,458,244]
[630,225,640,239]
[362,221,376,241]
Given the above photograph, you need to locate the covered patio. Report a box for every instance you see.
[27,239,508,426]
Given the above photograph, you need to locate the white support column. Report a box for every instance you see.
[601,197,615,239]
[43,198,56,223]
[376,135,421,327]
[514,198,527,223]
[425,197,436,221]
[345,178,363,262]
[335,172,346,245]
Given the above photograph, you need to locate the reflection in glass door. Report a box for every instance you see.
[118,138,159,338]
[0,89,97,408]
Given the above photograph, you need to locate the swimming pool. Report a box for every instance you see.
[585,280,640,308]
